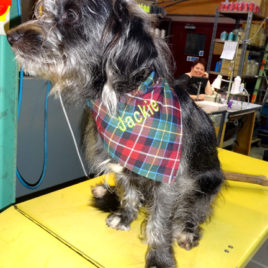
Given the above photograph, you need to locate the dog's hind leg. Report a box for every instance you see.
[172,192,205,251]
[92,184,120,212]
[172,170,223,250]
[145,184,177,268]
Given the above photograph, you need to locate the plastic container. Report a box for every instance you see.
[232,29,238,41]
[220,1,228,11]
[245,60,250,76]
[246,58,257,76]
[231,76,242,94]
[220,31,228,41]
[253,61,259,76]
[243,1,249,11]
[215,61,219,72]
[248,1,255,11]
[237,1,244,11]
[237,28,244,41]
[246,59,251,76]
[228,2,234,11]
[228,31,234,41]
[239,82,245,94]
[233,1,239,10]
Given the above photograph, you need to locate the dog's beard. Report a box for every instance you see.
[15,52,64,79]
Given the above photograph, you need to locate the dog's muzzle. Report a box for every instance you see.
[7,30,23,46]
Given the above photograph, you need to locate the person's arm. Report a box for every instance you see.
[203,72,213,95]
[189,94,205,101]
[205,80,213,95]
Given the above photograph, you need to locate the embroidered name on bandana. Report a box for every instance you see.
[87,72,183,184]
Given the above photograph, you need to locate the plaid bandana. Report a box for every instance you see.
[87,72,183,184]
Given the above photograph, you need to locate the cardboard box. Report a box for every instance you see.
[252,0,267,17]
[259,28,266,46]
[242,21,266,46]
[213,42,224,55]
[220,49,249,76]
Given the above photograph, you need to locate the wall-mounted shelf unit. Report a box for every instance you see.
[251,42,268,104]
[219,11,265,21]
[207,10,266,79]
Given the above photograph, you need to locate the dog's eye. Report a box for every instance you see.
[62,9,78,23]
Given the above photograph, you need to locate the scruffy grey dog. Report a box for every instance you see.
[7,0,224,267]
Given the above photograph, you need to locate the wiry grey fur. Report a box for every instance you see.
[7,0,224,267]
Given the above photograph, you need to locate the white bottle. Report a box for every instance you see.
[253,61,259,76]
[231,76,241,94]
[239,82,244,94]
[246,59,252,76]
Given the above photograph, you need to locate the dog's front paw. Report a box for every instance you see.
[176,231,200,250]
[106,213,130,231]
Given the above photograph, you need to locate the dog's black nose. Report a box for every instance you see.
[7,31,23,46]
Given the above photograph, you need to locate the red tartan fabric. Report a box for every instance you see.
[88,72,183,184]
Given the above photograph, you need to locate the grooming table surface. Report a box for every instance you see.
[0,149,268,268]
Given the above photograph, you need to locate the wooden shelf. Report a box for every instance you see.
[209,71,232,76]
[243,75,259,79]
[209,72,259,79]
[215,38,242,44]
[208,9,266,99]
[230,93,250,97]
[214,39,264,50]
[219,11,265,21]
[219,91,250,97]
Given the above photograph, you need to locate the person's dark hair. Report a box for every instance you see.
[190,59,207,69]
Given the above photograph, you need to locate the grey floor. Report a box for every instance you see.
[250,146,267,161]
[245,145,268,268]
[245,239,268,268]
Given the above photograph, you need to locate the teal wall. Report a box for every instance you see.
[0,3,19,210]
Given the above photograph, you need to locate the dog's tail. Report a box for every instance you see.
[91,184,120,212]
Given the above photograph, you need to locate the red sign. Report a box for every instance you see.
[0,0,12,16]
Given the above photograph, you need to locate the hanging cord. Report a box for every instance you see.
[16,82,50,189]
[16,0,50,190]
[16,0,21,19]
[58,91,90,179]
[245,17,268,45]
[17,68,23,118]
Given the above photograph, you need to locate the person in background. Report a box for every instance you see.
[175,59,213,101]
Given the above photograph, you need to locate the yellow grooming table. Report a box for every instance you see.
[0,149,268,268]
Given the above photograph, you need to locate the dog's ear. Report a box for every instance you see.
[104,0,158,72]
[112,0,131,27]
[100,0,158,115]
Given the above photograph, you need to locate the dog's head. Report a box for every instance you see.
[7,0,173,109]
